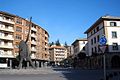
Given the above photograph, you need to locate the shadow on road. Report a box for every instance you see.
[52,68,103,80]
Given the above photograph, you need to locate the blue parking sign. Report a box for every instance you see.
[99,35,107,45]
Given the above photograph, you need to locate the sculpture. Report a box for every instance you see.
[18,17,36,69]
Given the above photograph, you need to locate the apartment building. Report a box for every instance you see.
[66,46,73,57]
[0,11,49,68]
[72,38,88,57]
[84,15,120,68]
[49,45,67,65]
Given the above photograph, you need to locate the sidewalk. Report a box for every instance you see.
[0,67,59,75]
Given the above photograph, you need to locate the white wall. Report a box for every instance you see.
[105,20,120,52]
[87,22,104,56]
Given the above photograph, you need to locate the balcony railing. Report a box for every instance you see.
[31,34,36,38]
[0,44,14,49]
[0,17,14,24]
[31,53,36,59]
[31,40,37,45]
[31,27,37,32]
[31,47,37,52]
[45,34,48,37]
[0,35,14,40]
[0,52,14,58]
[0,26,14,32]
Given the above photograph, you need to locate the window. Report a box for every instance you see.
[91,31,93,35]
[45,37,47,40]
[112,43,118,50]
[97,35,100,42]
[96,26,99,31]
[16,27,22,32]
[16,34,22,40]
[16,18,22,24]
[94,37,96,44]
[92,48,93,53]
[110,22,117,26]
[4,33,8,37]
[98,46,100,52]
[94,47,97,52]
[4,41,8,45]
[91,39,93,45]
[112,31,117,38]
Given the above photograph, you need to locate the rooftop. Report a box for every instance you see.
[84,15,120,34]
[72,38,87,45]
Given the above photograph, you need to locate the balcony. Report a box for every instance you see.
[31,40,37,45]
[31,53,36,59]
[0,35,14,41]
[31,34,36,38]
[45,34,48,38]
[0,43,14,49]
[0,51,14,58]
[0,17,14,24]
[0,26,14,32]
[55,55,65,58]
[31,27,37,32]
[31,47,37,52]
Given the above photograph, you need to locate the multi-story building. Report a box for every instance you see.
[84,15,120,69]
[65,46,73,58]
[0,11,49,68]
[49,45,67,65]
[71,38,88,68]
[72,38,88,57]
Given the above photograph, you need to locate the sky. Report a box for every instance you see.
[0,0,120,45]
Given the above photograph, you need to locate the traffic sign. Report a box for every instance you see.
[99,45,107,53]
[99,35,107,45]
[99,35,107,80]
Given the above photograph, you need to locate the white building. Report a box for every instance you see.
[72,38,88,57]
[0,12,15,68]
[49,45,67,65]
[84,15,120,68]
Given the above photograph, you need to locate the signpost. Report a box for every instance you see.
[99,35,107,80]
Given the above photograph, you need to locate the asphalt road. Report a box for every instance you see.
[0,68,119,80]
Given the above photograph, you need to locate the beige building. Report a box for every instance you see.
[72,38,88,57]
[84,15,120,69]
[49,45,67,65]
[65,46,73,58]
[0,11,49,68]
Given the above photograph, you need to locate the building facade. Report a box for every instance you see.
[49,45,67,65]
[71,38,88,68]
[65,46,73,58]
[84,15,120,69]
[0,11,49,68]
[72,38,88,57]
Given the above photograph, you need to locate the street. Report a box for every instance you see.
[0,67,120,80]
[0,67,105,80]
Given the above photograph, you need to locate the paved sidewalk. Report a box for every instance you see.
[0,67,60,75]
